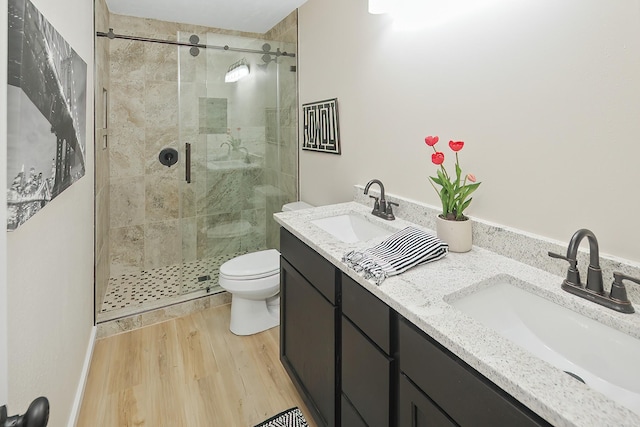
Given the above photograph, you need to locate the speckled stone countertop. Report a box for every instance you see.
[274,201,640,427]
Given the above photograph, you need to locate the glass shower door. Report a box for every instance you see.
[176,31,298,297]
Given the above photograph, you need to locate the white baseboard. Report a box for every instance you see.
[67,325,96,427]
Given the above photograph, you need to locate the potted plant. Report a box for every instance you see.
[424,135,481,252]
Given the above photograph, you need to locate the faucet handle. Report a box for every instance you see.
[385,201,398,220]
[548,251,570,262]
[369,195,380,211]
[610,272,640,306]
[548,251,581,286]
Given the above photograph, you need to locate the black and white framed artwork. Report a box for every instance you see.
[302,98,341,154]
[7,0,87,231]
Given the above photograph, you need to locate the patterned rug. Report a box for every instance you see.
[254,407,309,427]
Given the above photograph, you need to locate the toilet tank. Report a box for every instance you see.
[282,201,313,212]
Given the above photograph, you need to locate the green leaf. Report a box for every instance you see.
[465,182,481,192]
[460,198,472,213]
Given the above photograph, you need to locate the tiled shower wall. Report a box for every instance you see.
[104,13,298,277]
[94,0,110,313]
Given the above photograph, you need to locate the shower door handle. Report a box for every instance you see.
[185,142,191,183]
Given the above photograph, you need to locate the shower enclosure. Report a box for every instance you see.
[175,31,298,293]
[96,24,298,323]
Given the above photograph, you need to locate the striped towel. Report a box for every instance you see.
[342,227,448,285]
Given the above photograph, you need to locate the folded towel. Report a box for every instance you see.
[342,227,448,285]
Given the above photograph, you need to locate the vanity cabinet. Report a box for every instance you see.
[280,229,340,427]
[280,227,551,427]
[341,273,396,427]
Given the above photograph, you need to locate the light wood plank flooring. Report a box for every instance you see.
[78,304,316,427]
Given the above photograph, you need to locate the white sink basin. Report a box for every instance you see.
[449,279,640,415]
[311,214,391,243]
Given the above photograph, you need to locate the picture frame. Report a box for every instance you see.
[302,98,340,154]
[7,0,87,230]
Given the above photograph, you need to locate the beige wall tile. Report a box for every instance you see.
[145,172,180,221]
[110,39,146,81]
[110,225,145,274]
[145,43,178,82]
[110,78,145,127]
[110,177,145,228]
[144,80,178,128]
[110,126,145,178]
[144,220,182,269]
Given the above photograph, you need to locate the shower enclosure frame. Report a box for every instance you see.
[95,21,299,323]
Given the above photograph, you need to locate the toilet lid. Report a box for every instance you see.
[220,249,280,280]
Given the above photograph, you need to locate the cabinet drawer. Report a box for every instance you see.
[342,317,393,427]
[399,318,550,427]
[342,273,392,354]
[280,228,337,304]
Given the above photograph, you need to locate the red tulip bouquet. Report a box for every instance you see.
[424,136,481,221]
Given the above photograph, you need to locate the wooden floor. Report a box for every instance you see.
[78,304,316,427]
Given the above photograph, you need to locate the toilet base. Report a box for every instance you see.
[229,295,280,336]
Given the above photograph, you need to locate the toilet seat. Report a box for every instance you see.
[218,201,313,336]
[219,249,280,280]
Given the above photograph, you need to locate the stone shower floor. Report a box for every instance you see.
[99,251,248,321]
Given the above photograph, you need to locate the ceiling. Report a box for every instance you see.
[105,0,308,34]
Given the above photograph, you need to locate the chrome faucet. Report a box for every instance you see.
[364,179,398,220]
[549,229,639,313]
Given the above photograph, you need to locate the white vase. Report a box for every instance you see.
[436,215,472,253]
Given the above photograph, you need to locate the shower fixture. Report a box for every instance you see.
[189,34,200,56]
[258,42,293,70]
[225,58,250,83]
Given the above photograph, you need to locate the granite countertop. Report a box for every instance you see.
[274,201,640,427]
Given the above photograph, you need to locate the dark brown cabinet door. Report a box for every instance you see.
[280,258,338,427]
[399,374,457,427]
[341,395,368,427]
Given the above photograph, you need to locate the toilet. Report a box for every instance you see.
[219,201,313,335]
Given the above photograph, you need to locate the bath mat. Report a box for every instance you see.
[254,407,308,427]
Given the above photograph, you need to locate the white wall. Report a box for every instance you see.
[3,0,94,424]
[298,0,640,263]
[0,0,8,407]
